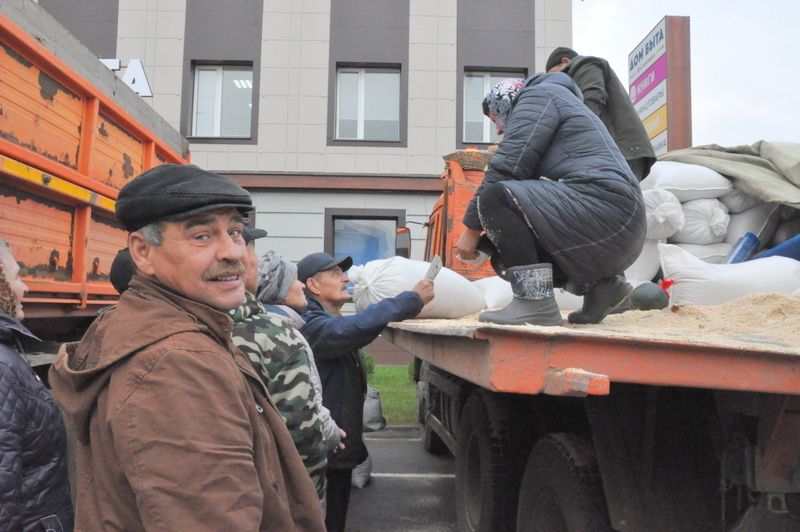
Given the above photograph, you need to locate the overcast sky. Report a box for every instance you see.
[571,0,800,147]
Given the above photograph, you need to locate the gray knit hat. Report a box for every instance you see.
[256,250,297,305]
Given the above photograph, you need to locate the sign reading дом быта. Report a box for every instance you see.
[628,16,692,156]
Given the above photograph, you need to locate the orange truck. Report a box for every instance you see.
[387,154,800,531]
[0,1,188,362]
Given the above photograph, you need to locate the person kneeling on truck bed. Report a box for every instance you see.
[297,252,435,532]
[456,75,646,325]
[48,164,325,531]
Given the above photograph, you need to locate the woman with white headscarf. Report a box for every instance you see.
[457,73,646,325]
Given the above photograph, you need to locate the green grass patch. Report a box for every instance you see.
[368,365,417,425]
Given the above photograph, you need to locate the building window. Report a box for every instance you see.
[336,68,400,141]
[463,71,522,144]
[324,208,406,266]
[191,65,253,138]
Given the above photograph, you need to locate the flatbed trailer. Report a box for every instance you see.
[388,318,800,531]
[392,155,800,531]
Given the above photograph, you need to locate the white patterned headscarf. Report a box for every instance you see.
[483,78,525,133]
[256,250,297,305]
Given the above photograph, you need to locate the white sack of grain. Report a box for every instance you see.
[349,256,485,319]
[625,238,662,282]
[718,188,763,214]
[669,199,730,245]
[674,242,733,264]
[724,202,782,246]
[643,189,685,240]
[658,242,800,305]
[641,161,732,202]
[472,276,513,311]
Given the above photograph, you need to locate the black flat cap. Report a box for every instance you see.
[110,248,135,294]
[243,227,267,244]
[297,252,353,283]
[546,46,578,72]
[116,164,253,231]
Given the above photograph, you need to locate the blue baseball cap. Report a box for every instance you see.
[297,252,353,284]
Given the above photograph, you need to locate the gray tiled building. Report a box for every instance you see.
[38,0,571,266]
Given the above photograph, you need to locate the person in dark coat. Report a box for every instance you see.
[547,47,657,181]
[297,252,434,532]
[0,239,74,532]
[457,74,646,325]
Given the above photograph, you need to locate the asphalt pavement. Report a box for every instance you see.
[347,425,456,531]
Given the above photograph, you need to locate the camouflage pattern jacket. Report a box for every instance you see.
[232,294,328,499]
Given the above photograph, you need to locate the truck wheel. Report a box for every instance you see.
[418,381,448,455]
[455,393,523,532]
[516,434,611,532]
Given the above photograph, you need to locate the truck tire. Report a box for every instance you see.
[516,433,611,532]
[455,392,524,532]
[417,381,448,455]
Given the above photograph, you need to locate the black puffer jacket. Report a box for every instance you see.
[464,72,646,284]
[0,314,73,532]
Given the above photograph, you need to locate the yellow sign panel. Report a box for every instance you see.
[643,104,668,139]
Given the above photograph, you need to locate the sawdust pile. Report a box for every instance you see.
[599,293,800,348]
[403,293,800,353]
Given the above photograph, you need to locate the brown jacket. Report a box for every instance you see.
[49,275,325,531]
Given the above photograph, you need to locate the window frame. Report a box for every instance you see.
[330,64,405,146]
[335,67,401,142]
[462,70,526,145]
[323,208,407,261]
[189,62,254,141]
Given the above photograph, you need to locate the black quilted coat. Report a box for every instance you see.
[0,314,73,532]
[464,72,646,284]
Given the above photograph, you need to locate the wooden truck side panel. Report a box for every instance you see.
[0,4,188,324]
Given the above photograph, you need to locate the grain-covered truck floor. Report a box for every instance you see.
[385,293,800,396]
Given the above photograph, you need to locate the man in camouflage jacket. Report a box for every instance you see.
[231,229,328,501]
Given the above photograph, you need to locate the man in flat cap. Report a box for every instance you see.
[547,47,656,180]
[296,252,435,532]
[49,164,325,531]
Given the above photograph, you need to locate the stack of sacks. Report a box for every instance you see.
[348,256,485,319]
[641,161,735,264]
[624,189,685,282]
[719,190,782,250]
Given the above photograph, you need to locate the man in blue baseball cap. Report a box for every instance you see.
[296,252,434,532]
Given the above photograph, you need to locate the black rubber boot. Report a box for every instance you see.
[568,275,632,324]
[479,264,563,326]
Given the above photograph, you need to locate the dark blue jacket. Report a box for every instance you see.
[464,72,646,284]
[0,314,73,532]
[300,292,423,469]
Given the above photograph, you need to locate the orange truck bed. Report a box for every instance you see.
[386,317,800,397]
[0,1,189,322]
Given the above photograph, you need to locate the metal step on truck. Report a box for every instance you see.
[385,151,800,531]
[0,0,189,369]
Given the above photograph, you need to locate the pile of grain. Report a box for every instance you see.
[599,293,799,348]
[401,293,800,353]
